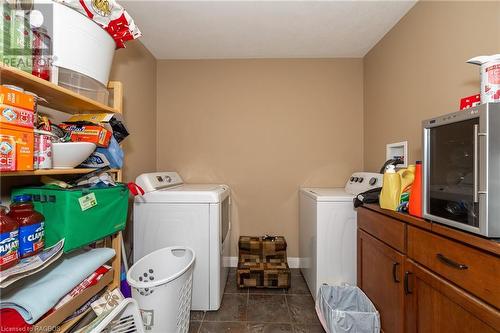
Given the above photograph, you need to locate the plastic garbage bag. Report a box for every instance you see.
[315,284,380,333]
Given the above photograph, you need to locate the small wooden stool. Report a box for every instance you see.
[237,236,291,289]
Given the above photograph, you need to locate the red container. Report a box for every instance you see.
[8,195,45,259]
[32,27,52,81]
[409,161,422,218]
[0,206,19,270]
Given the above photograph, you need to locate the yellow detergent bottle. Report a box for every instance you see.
[380,165,402,211]
[398,165,415,205]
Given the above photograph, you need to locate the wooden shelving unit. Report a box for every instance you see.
[0,64,120,114]
[0,168,120,177]
[0,67,125,332]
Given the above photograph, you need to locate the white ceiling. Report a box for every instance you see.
[123,0,416,59]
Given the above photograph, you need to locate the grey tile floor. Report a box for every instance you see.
[189,268,326,333]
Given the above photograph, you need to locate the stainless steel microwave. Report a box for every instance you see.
[423,103,500,237]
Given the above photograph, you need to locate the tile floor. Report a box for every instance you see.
[189,268,326,333]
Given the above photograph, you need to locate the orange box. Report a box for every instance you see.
[0,123,34,171]
[59,123,112,147]
[0,104,35,128]
[0,86,35,111]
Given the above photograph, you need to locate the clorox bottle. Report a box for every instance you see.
[380,165,402,211]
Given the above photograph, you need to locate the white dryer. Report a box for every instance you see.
[133,172,231,311]
[299,172,383,299]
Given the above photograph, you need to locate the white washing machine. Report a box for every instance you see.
[133,172,231,311]
[299,172,383,299]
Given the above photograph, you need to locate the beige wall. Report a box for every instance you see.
[364,1,500,172]
[109,40,157,182]
[156,59,364,256]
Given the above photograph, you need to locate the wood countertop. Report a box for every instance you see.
[362,204,500,257]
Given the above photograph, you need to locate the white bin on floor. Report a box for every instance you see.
[316,284,380,333]
[127,246,195,333]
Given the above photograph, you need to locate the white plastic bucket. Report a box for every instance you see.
[127,247,196,333]
[34,0,115,86]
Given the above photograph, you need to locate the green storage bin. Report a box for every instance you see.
[11,184,129,252]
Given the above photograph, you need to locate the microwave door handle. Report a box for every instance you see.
[473,124,479,203]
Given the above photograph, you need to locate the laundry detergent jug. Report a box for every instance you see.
[379,165,401,211]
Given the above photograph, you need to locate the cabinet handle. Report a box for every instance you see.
[436,253,468,270]
[404,271,413,295]
[392,262,400,283]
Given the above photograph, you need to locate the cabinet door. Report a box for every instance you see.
[404,259,500,333]
[358,229,405,333]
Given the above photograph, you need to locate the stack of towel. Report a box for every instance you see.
[0,248,115,325]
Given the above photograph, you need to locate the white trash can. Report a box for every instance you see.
[127,247,195,333]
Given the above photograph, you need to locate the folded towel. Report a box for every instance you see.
[0,308,32,332]
[1,248,115,324]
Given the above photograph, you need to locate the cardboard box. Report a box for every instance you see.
[66,113,129,143]
[0,123,34,171]
[66,113,116,124]
[0,86,35,111]
[460,94,481,110]
[0,104,35,128]
[59,123,112,147]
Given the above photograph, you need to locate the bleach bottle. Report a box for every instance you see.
[380,165,402,211]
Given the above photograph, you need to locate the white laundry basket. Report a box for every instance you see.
[90,298,145,333]
[127,246,195,333]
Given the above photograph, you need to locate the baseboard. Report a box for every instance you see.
[226,256,300,268]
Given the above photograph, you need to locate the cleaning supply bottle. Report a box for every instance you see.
[398,165,415,209]
[8,195,45,258]
[0,205,19,270]
[380,165,402,211]
[409,161,423,217]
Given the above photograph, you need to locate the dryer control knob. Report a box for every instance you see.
[358,177,364,183]
[369,177,377,186]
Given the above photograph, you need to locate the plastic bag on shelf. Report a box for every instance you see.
[53,0,141,48]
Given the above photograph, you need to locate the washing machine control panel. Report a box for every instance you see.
[345,172,383,195]
[135,172,184,193]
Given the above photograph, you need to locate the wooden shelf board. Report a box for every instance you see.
[0,168,120,177]
[0,64,120,114]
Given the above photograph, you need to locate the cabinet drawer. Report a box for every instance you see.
[408,226,500,309]
[358,207,406,253]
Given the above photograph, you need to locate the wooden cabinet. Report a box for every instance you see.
[358,229,405,333]
[357,205,500,333]
[404,259,499,333]
[357,207,406,252]
[408,225,500,308]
